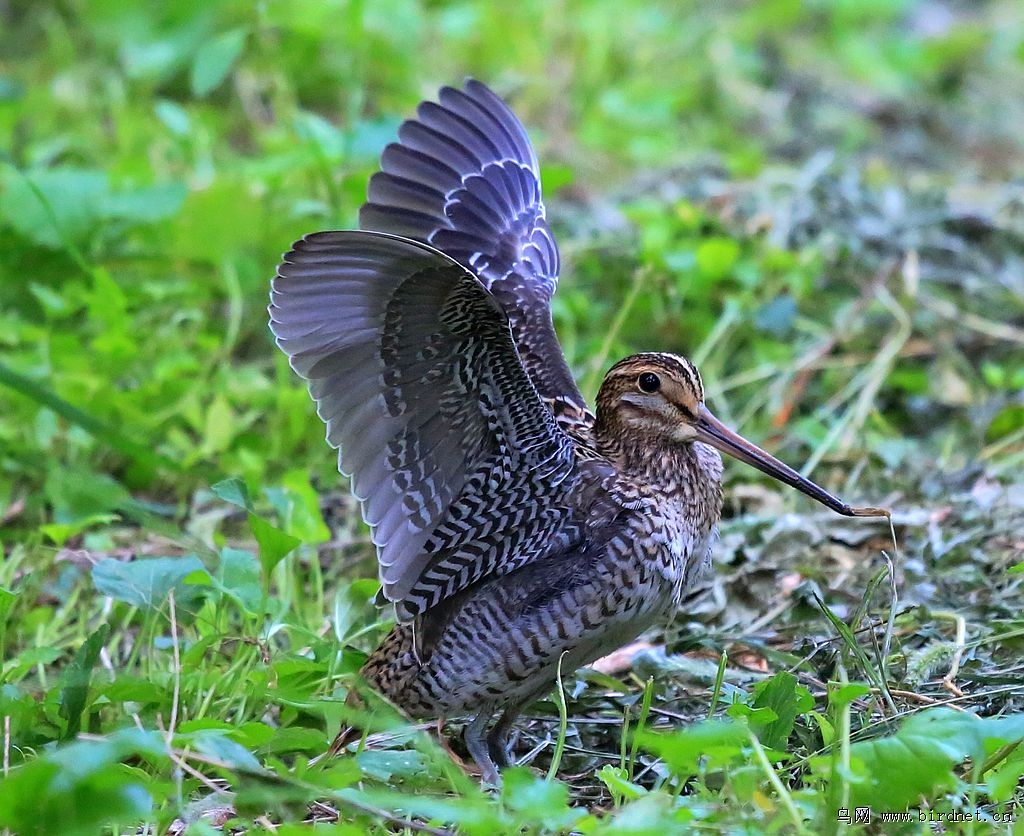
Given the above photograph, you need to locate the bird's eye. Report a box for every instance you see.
[637,372,661,393]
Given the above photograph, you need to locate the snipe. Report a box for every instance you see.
[269,80,887,783]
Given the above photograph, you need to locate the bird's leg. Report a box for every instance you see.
[486,705,520,767]
[487,684,552,768]
[464,708,501,785]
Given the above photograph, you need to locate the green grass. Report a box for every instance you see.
[2,0,1024,832]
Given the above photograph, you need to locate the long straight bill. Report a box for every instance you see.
[694,406,889,519]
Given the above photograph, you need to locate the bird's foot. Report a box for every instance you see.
[464,711,503,786]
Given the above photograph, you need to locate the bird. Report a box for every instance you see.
[268,79,888,784]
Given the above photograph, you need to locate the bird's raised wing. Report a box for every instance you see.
[359,79,587,416]
[270,230,579,619]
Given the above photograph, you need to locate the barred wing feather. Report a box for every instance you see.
[270,231,578,619]
[359,79,586,415]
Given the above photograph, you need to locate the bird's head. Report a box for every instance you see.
[595,353,888,519]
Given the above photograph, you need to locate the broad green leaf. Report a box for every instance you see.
[259,726,328,756]
[154,98,191,135]
[0,165,108,248]
[102,677,167,706]
[215,547,263,613]
[308,758,362,792]
[92,554,207,610]
[202,393,237,455]
[726,703,778,726]
[102,182,187,224]
[356,749,433,782]
[607,793,682,832]
[986,744,1024,802]
[332,578,381,643]
[343,786,505,831]
[233,770,320,822]
[40,515,119,547]
[827,708,1024,811]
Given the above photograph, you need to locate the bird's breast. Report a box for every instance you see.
[619,494,719,607]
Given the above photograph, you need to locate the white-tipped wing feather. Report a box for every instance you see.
[270,231,579,619]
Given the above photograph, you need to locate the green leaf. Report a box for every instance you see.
[102,677,168,706]
[0,165,108,248]
[260,727,330,756]
[501,769,582,829]
[597,764,647,801]
[211,476,253,511]
[202,393,237,455]
[332,577,380,643]
[191,27,248,96]
[0,165,185,248]
[269,471,331,543]
[342,786,504,831]
[0,363,182,476]
[607,793,680,831]
[0,729,163,835]
[59,624,111,739]
[40,516,120,547]
[154,98,191,135]
[214,547,263,613]
[44,465,131,523]
[233,770,320,822]
[830,708,1024,811]
[829,683,872,706]
[103,181,187,224]
[187,729,263,772]
[250,513,301,578]
[986,744,1024,802]
[726,703,778,726]
[356,749,433,782]
[2,645,61,681]
[986,404,1024,442]
[638,719,749,777]
[540,162,575,193]
[747,671,814,750]
[92,555,207,610]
